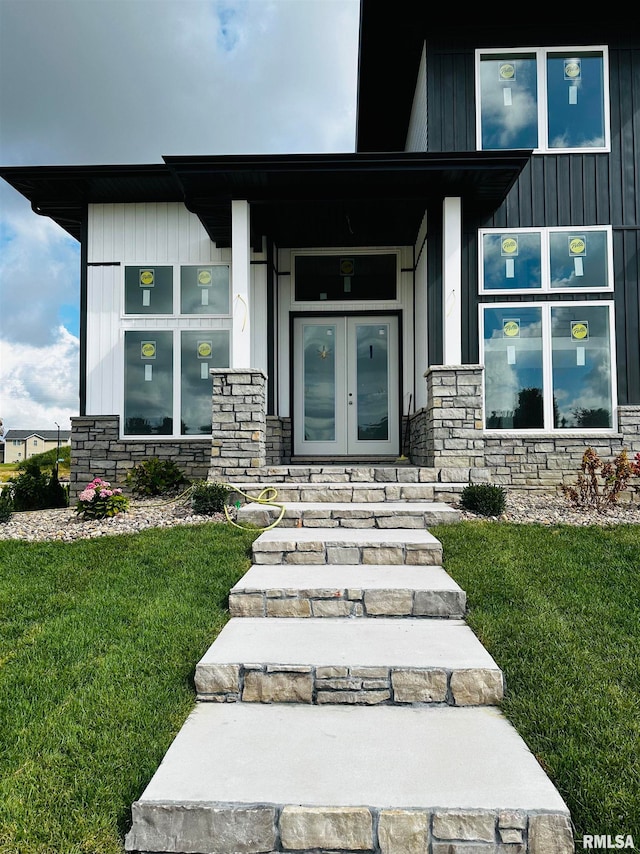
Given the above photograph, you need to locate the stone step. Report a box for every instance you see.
[231,481,466,504]
[194,617,503,706]
[251,527,443,566]
[229,564,466,618]
[237,500,461,528]
[225,464,491,484]
[125,704,574,854]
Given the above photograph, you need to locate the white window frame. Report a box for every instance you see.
[479,300,617,434]
[479,225,614,295]
[120,263,232,440]
[475,45,610,154]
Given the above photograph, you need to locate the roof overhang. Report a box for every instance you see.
[1,151,530,249]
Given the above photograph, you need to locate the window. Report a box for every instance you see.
[122,264,231,437]
[477,47,609,153]
[481,302,615,431]
[480,227,612,294]
[294,254,397,302]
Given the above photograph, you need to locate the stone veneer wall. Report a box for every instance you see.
[266,416,292,466]
[70,416,210,499]
[209,368,267,478]
[410,366,640,491]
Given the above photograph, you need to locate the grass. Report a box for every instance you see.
[1,519,638,850]
[431,520,640,841]
[0,522,256,854]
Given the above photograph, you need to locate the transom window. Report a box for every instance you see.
[293,253,397,302]
[480,227,613,293]
[481,302,615,431]
[476,46,609,153]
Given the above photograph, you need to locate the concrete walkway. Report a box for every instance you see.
[125,466,574,854]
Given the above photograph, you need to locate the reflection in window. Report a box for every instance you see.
[180,332,230,434]
[547,54,605,149]
[180,265,230,315]
[356,324,389,440]
[479,54,538,149]
[303,324,336,441]
[484,307,544,429]
[482,232,542,290]
[549,230,608,289]
[478,48,607,152]
[124,331,173,434]
[125,266,173,314]
[551,306,612,428]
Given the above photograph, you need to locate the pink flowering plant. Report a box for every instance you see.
[75,477,130,519]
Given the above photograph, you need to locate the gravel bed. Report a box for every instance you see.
[0,498,226,543]
[1,490,639,542]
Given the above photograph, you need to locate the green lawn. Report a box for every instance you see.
[0,520,638,852]
[0,523,256,854]
[432,521,640,842]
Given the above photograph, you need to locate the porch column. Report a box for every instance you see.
[442,197,462,365]
[232,200,251,368]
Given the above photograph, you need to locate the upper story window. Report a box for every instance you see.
[476,46,609,153]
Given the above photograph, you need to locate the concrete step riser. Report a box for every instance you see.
[229,588,465,618]
[253,542,443,565]
[237,501,461,529]
[233,484,464,503]
[195,663,504,707]
[226,464,491,484]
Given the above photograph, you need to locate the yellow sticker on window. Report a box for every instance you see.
[569,237,586,257]
[340,258,355,276]
[140,269,154,287]
[499,63,516,80]
[141,341,156,359]
[198,269,212,286]
[503,320,520,338]
[501,237,518,256]
[571,322,589,340]
[564,60,581,80]
[197,341,212,358]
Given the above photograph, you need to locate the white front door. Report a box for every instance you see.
[293,315,400,457]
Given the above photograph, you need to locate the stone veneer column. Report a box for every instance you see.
[425,365,486,469]
[209,368,267,478]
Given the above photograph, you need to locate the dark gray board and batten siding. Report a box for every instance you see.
[422,36,640,404]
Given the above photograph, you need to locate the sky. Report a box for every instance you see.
[0,0,360,432]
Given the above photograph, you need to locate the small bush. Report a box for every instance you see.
[76,477,130,519]
[0,488,13,523]
[9,461,66,511]
[126,457,188,497]
[461,483,507,516]
[561,447,640,511]
[190,481,231,515]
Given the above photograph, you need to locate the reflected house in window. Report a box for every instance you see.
[1,13,639,490]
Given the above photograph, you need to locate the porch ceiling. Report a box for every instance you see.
[0,151,529,248]
[164,151,530,249]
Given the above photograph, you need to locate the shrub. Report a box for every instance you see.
[9,461,58,511]
[460,483,507,517]
[125,458,188,497]
[190,481,231,515]
[561,447,640,511]
[0,488,13,523]
[46,467,69,509]
[76,477,130,519]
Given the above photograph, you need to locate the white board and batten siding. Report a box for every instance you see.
[85,202,268,420]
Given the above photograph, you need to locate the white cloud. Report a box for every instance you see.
[0,327,79,431]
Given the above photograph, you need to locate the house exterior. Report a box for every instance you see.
[1,12,638,495]
[2,430,71,465]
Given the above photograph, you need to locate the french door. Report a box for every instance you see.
[293,315,400,456]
